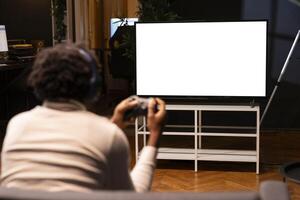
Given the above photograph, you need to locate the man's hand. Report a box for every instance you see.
[111,98,138,129]
[147,98,166,147]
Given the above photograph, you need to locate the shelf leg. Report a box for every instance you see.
[135,118,139,162]
[143,116,147,147]
[199,110,202,149]
[194,110,198,172]
[256,108,260,174]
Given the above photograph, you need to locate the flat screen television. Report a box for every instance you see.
[135,21,267,98]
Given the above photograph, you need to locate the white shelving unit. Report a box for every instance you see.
[135,104,260,174]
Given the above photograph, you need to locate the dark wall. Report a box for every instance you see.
[0,0,52,46]
[168,0,300,129]
[170,0,242,21]
[242,0,300,129]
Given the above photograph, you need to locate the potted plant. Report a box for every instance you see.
[110,0,178,81]
[51,0,66,43]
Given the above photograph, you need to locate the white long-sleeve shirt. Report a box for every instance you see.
[1,102,157,192]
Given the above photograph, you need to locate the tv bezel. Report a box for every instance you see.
[134,20,269,101]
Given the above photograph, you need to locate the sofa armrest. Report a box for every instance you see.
[259,181,290,200]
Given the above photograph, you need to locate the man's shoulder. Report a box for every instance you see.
[7,108,38,126]
[80,111,124,140]
[84,112,117,129]
[79,112,129,155]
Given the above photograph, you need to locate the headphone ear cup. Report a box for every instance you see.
[88,68,102,102]
[78,48,102,102]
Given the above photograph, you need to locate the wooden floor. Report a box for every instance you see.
[152,163,299,199]
[127,129,300,200]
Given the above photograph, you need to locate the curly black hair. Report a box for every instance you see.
[28,43,99,102]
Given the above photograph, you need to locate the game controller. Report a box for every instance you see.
[124,96,157,120]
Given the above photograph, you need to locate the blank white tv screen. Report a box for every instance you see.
[136,21,267,97]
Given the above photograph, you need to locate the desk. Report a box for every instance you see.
[0,63,29,71]
[0,62,37,133]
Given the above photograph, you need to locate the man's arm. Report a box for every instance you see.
[109,97,166,192]
[110,98,138,129]
[107,127,158,192]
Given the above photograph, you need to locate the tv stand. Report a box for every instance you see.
[135,103,260,174]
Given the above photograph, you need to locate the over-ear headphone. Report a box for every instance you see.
[78,48,102,102]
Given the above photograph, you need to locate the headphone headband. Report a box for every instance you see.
[78,48,102,101]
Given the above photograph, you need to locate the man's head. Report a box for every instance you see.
[28,43,101,102]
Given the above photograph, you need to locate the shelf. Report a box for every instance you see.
[157,148,196,160]
[155,148,257,162]
[199,133,257,137]
[135,104,260,173]
[138,131,257,137]
[138,131,196,136]
[166,124,256,130]
[166,104,259,111]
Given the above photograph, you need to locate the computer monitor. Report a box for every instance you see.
[110,18,138,37]
[0,25,8,52]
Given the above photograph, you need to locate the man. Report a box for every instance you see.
[1,43,166,192]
